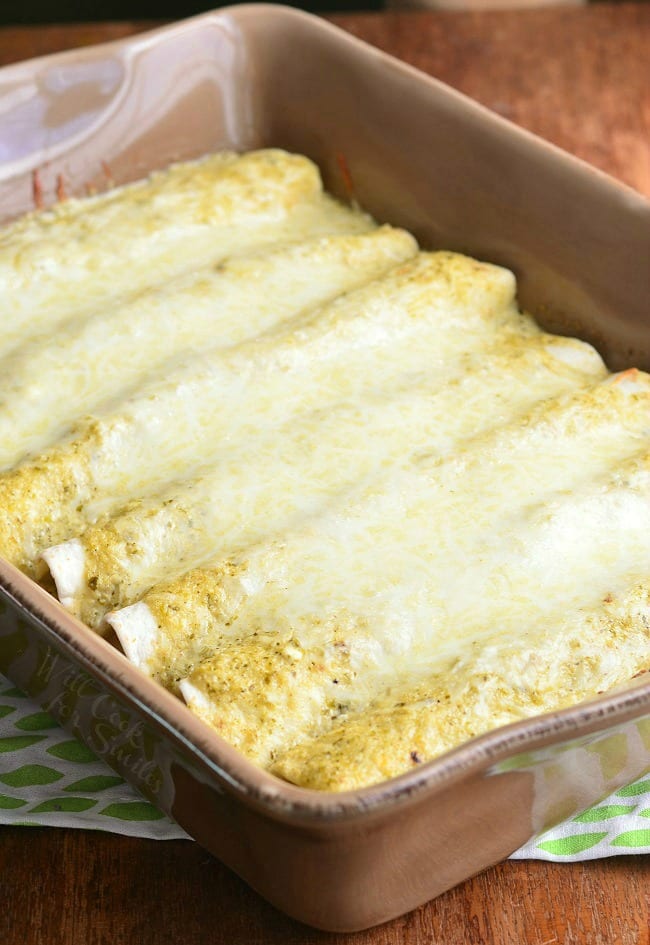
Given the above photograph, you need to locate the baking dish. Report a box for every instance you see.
[0,5,649,931]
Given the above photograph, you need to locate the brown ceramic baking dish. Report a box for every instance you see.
[0,5,649,931]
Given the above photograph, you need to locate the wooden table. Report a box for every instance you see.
[0,6,648,943]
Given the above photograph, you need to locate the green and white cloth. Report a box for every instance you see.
[510,778,650,860]
[0,673,187,839]
[1,672,649,856]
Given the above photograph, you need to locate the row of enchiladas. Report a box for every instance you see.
[1,149,649,791]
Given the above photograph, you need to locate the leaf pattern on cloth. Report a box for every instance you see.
[0,674,187,839]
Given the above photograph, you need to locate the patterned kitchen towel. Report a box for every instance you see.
[1,672,649,855]
[0,674,188,838]
[510,776,650,860]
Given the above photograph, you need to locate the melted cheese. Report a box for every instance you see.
[1,150,649,793]
[46,333,604,630]
[0,150,367,355]
[270,581,650,790]
[1,249,513,574]
[0,226,411,469]
[163,376,650,693]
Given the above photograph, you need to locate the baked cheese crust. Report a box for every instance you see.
[0,149,648,792]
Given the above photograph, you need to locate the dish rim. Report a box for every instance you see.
[1,5,648,212]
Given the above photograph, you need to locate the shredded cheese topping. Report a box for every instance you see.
[1,149,648,792]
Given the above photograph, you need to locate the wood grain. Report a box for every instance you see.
[0,21,153,60]
[329,4,650,197]
[0,8,648,944]
[0,828,648,945]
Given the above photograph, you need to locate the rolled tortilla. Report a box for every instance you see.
[108,375,650,691]
[0,150,344,351]
[0,225,416,468]
[46,330,606,628]
[178,626,378,767]
[269,582,650,791]
[182,453,650,779]
[0,251,520,573]
[0,150,343,355]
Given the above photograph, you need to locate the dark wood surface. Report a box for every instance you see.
[331,4,650,198]
[0,827,649,945]
[0,7,649,944]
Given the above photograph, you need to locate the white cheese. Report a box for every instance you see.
[0,226,414,468]
[0,150,648,793]
[0,150,371,355]
[1,249,518,574]
[47,332,604,628]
